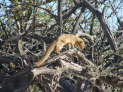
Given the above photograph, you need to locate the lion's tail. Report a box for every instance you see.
[35,40,57,67]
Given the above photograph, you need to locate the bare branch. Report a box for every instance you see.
[82,0,118,51]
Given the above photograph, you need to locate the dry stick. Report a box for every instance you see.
[90,14,95,35]
[72,7,85,34]
[58,0,63,34]
[89,15,95,62]
[82,0,118,51]
[18,39,26,56]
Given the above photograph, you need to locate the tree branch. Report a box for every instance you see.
[82,0,118,51]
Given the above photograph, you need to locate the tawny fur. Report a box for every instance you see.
[35,34,85,67]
